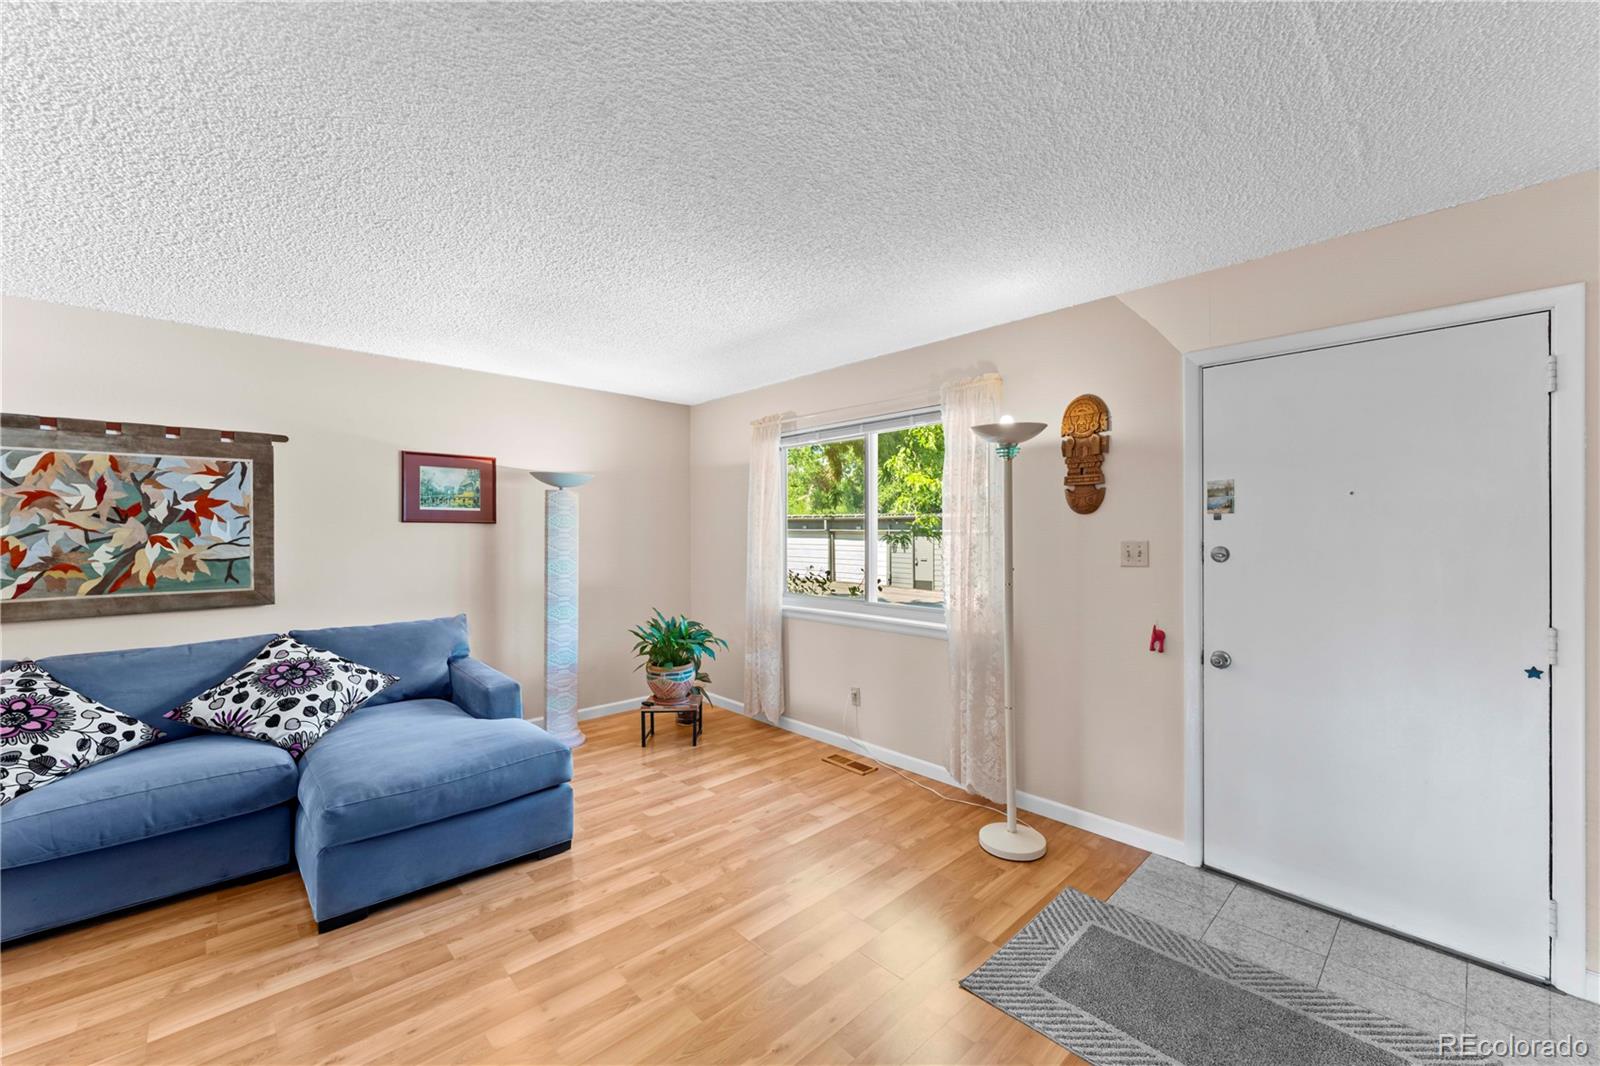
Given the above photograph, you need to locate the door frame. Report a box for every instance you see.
[1180,284,1588,997]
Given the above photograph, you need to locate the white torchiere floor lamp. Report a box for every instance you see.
[532,471,592,749]
[971,416,1048,862]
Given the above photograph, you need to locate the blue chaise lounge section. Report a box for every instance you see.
[0,614,573,941]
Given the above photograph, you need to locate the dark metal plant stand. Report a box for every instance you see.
[640,688,705,747]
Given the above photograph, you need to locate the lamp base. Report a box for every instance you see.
[545,722,587,749]
[979,821,1046,862]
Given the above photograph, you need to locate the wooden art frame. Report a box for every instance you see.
[399,451,497,524]
[0,414,287,622]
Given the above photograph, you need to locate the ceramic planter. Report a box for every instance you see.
[645,661,697,704]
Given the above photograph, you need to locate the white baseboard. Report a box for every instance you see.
[576,697,641,722]
[708,692,1186,863]
[777,711,962,787]
[526,697,651,730]
[1011,788,1188,862]
[1584,969,1600,1004]
[707,692,748,715]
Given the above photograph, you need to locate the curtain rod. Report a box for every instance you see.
[750,372,1000,429]
[767,388,941,430]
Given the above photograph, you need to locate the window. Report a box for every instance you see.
[783,407,945,626]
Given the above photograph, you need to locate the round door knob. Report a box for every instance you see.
[1210,546,1230,563]
[1209,651,1232,669]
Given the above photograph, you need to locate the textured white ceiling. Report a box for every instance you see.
[3,3,1596,404]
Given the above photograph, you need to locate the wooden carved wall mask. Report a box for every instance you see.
[1060,394,1109,514]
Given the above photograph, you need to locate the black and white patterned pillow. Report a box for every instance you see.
[0,661,162,805]
[165,635,397,759]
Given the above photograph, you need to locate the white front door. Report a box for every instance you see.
[1201,312,1552,978]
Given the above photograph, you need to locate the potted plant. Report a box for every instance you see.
[629,610,729,714]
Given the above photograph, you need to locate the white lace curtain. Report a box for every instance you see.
[744,413,786,724]
[941,374,1006,802]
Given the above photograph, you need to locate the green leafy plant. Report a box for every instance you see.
[628,609,728,683]
[877,424,944,549]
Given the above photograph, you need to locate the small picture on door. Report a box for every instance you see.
[1206,478,1235,515]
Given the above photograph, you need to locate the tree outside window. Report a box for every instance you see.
[783,419,944,610]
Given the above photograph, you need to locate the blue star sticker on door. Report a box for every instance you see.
[1525,666,1545,679]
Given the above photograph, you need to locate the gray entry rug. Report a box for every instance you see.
[961,890,1499,1066]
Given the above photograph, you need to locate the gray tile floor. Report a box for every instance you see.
[1110,856,1600,1064]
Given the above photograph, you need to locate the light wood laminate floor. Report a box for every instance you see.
[1,705,1147,1065]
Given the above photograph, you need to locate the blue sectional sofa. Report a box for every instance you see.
[0,615,573,941]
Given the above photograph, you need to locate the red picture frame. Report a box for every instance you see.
[400,451,497,524]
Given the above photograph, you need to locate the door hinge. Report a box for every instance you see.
[1547,354,1558,392]
[1547,627,1559,667]
[1549,900,1558,937]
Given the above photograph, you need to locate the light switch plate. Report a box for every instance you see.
[1120,540,1149,567]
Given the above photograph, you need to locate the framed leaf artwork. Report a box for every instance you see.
[0,415,287,622]
[400,451,496,524]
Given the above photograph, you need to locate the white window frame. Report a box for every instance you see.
[781,406,947,639]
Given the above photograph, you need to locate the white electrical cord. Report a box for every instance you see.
[839,695,1038,832]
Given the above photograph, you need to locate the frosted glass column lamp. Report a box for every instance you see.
[531,471,592,748]
[969,416,1048,862]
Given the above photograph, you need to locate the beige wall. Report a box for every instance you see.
[690,170,1599,967]
[689,296,1189,837]
[0,297,691,711]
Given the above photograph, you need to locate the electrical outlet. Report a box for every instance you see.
[1120,541,1150,568]
[849,687,861,707]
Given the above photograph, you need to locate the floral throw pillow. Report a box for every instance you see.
[0,661,162,805]
[165,636,397,759]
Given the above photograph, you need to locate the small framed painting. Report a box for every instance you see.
[400,451,496,524]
